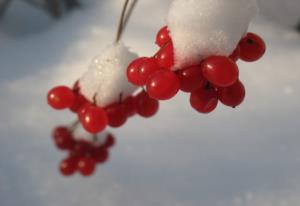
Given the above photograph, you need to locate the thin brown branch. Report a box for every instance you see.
[122,0,138,31]
[115,0,130,43]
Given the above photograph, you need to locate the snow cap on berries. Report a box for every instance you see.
[80,43,138,107]
[167,0,258,69]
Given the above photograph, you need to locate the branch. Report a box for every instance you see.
[115,0,130,43]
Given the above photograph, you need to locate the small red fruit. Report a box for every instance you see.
[127,57,161,86]
[105,103,128,128]
[201,56,239,87]
[52,127,74,150]
[218,80,246,107]
[177,65,207,93]
[77,157,96,176]
[136,91,159,118]
[155,42,174,70]
[80,105,108,134]
[156,26,171,47]
[190,86,219,114]
[47,86,75,110]
[59,156,78,176]
[239,32,266,62]
[123,96,137,117]
[146,70,180,100]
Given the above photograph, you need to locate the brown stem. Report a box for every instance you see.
[115,0,139,43]
[115,0,130,43]
[122,0,138,33]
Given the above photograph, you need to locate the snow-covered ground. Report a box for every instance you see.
[0,0,299,206]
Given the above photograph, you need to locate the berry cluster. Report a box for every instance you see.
[48,81,159,134]
[127,26,266,113]
[52,125,115,177]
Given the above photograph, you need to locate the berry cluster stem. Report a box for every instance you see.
[115,0,138,43]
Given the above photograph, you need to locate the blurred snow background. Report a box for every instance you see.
[0,0,299,206]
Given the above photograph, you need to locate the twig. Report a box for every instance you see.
[122,0,138,32]
[115,0,130,43]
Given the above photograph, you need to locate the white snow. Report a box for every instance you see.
[0,0,300,206]
[79,43,138,107]
[167,0,258,69]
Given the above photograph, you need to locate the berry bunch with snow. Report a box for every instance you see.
[47,0,267,176]
[127,0,266,113]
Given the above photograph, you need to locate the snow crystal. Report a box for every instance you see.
[167,0,258,69]
[79,43,138,107]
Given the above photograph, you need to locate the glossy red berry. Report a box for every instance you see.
[239,32,266,62]
[80,105,108,134]
[52,127,74,150]
[47,86,75,110]
[156,26,171,47]
[123,96,137,117]
[70,94,88,113]
[146,70,180,100]
[59,156,78,176]
[155,42,174,70]
[177,65,207,93]
[201,56,239,87]
[136,91,159,118]
[218,80,246,107]
[105,103,127,128]
[229,46,240,62]
[190,86,218,114]
[77,103,92,120]
[77,157,96,176]
[127,57,161,86]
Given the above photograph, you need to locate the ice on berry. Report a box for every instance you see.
[167,0,258,69]
[79,43,138,107]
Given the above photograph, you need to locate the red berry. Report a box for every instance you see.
[70,94,88,113]
[229,46,240,62]
[155,42,174,70]
[218,80,246,107]
[201,56,239,87]
[80,105,108,134]
[72,140,92,156]
[92,148,109,163]
[156,26,171,47]
[103,134,116,149]
[239,32,266,62]
[47,86,75,110]
[146,70,180,100]
[123,96,137,117]
[77,157,96,176]
[127,57,161,86]
[59,156,78,176]
[136,91,159,118]
[190,86,218,114]
[176,65,207,93]
[77,103,92,120]
[105,103,127,128]
[52,127,74,150]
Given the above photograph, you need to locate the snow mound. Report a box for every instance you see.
[167,0,258,69]
[79,43,138,107]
